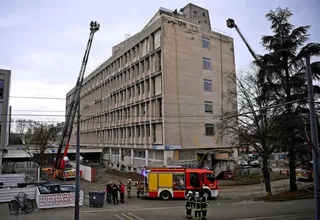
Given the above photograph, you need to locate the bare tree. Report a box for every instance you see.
[220,67,287,196]
[16,119,58,168]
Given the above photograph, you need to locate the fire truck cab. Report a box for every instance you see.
[142,167,218,200]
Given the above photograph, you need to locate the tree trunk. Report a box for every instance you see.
[288,147,298,192]
[262,158,272,196]
[39,145,46,168]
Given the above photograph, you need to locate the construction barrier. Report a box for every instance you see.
[0,186,36,203]
[36,187,84,209]
[69,162,96,182]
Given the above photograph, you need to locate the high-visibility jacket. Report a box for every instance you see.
[185,196,193,210]
[193,197,201,211]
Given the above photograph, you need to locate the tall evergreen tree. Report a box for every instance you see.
[257,7,320,191]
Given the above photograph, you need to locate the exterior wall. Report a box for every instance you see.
[0,69,11,171]
[162,16,237,151]
[65,4,237,170]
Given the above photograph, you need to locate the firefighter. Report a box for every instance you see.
[193,192,202,220]
[200,195,209,220]
[127,179,132,198]
[185,191,193,219]
[140,182,144,196]
[135,181,141,198]
[111,182,119,205]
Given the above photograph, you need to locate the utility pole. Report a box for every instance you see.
[305,55,320,220]
[74,21,100,220]
[75,91,81,220]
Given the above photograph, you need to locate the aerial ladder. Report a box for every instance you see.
[226,18,258,61]
[53,21,100,179]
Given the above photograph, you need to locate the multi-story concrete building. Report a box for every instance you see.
[66,3,238,172]
[56,122,65,142]
[0,69,11,171]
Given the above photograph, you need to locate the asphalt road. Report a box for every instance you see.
[59,178,312,201]
[1,199,314,220]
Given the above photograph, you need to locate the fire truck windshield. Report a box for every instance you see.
[206,173,216,182]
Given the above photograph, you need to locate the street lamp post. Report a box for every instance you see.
[305,55,320,220]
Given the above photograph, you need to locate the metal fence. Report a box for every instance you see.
[0,186,36,203]
[2,162,40,182]
[0,173,26,187]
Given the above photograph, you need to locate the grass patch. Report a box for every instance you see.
[255,186,314,201]
[219,172,287,186]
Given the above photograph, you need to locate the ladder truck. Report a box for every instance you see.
[226,19,315,181]
[52,21,100,180]
[226,18,258,61]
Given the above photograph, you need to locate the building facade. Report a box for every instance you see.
[66,3,238,172]
[0,69,11,171]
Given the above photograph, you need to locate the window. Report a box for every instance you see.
[204,101,213,113]
[152,124,156,142]
[204,79,212,92]
[189,172,200,188]
[202,37,210,49]
[141,82,144,94]
[193,11,197,19]
[141,103,146,115]
[146,80,150,92]
[202,58,211,70]
[136,105,140,116]
[137,126,140,137]
[206,173,216,183]
[0,80,4,99]
[205,124,215,136]
[137,84,140,95]
[146,124,150,136]
[173,173,185,190]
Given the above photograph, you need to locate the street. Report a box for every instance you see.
[58,177,312,203]
[0,198,314,220]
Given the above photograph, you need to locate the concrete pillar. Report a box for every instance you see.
[145,149,149,166]
[131,148,134,165]
[109,148,112,161]
[119,148,122,163]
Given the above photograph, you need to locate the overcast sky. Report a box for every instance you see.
[0,0,319,125]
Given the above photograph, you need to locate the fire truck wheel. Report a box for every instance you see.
[160,191,171,200]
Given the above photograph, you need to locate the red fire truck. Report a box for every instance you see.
[142,166,219,200]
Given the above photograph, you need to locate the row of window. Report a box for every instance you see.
[81,99,162,130]
[80,124,160,144]
[106,148,147,159]
[79,29,161,95]
[75,51,161,109]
